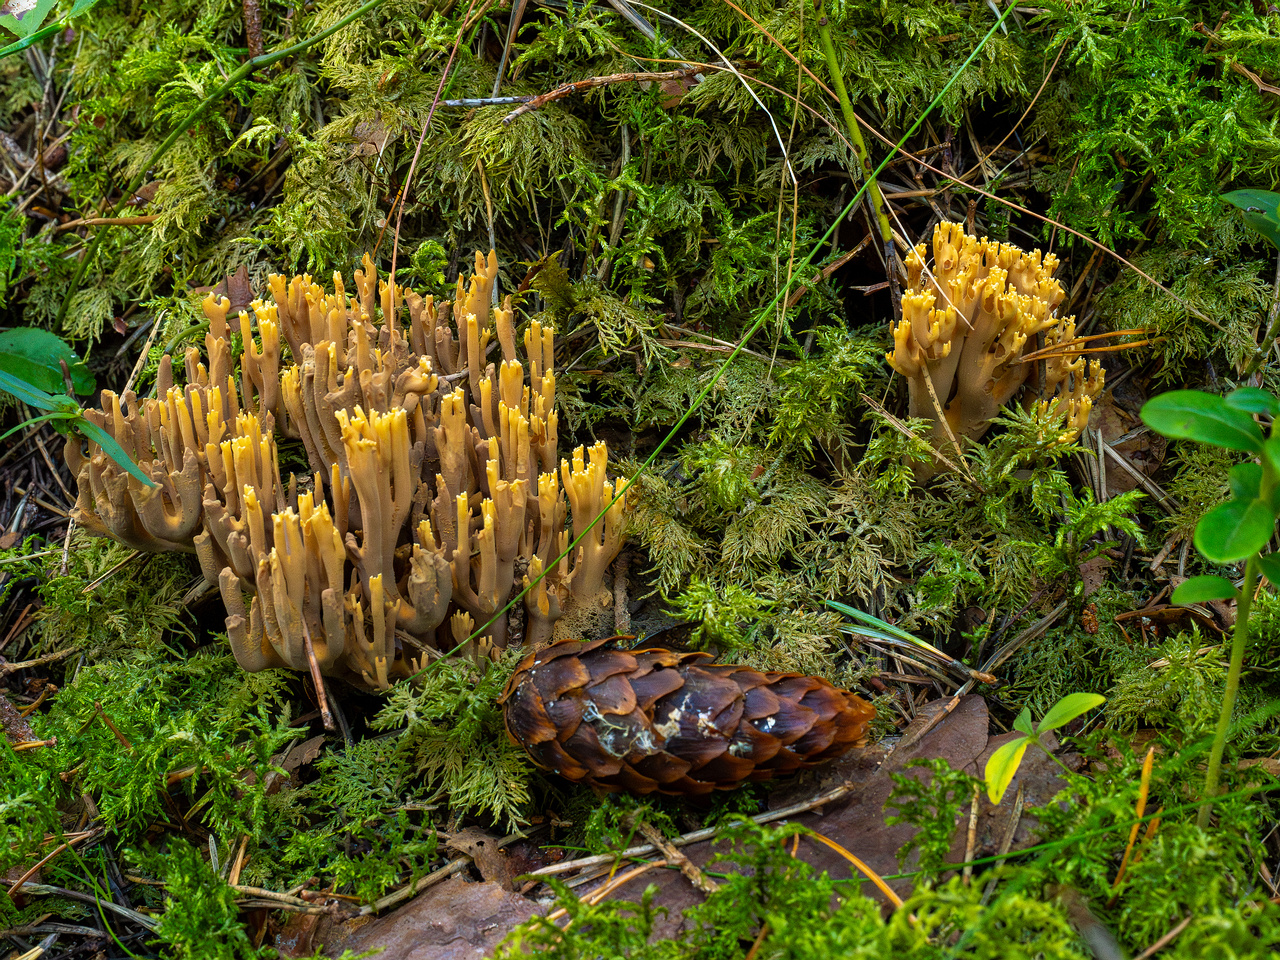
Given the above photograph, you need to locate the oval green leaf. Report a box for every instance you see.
[1230,462,1263,502]
[1226,387,1280,417]
[1194,498,1275,563]
[985,736,1031,806]
[1224,189,1280,250]
[1257,553,1280,588]
[1172,575,1239,604]
[0,0,58,40]
[1038,692,1106,733]
[1012,706,1034,736]
[0,327,94,395]
[1141,391,1264,453]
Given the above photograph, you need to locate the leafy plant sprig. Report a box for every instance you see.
[0,368,154,487]
[984,692,1106,805]
[1141,385,1280,825]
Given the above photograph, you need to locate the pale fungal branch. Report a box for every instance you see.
[67,252,632,687]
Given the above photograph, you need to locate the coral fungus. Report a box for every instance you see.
[66,253,630,689]
[887,221,1104,455]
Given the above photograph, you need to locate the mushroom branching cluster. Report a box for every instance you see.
[887,221,1104,455]
[66,252,630,689]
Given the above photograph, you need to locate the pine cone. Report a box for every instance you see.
[500,637,875,795]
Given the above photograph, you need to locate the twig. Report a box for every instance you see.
[79,550,140,593]
[301,622,334,732]
[0,648,73,677]
[242,0,264,59]
[6,828,105,898]
[785,236,872,307]
[528,781,863,879]
[635,820,717,895]
[364,858,469,915]
[503,66,704,124]
[12,883,157,930]
[860,393,975,486]
[387,0,478,282]
[53,215,160,232]
[962,782,980,884]
[1133,916,1193,960]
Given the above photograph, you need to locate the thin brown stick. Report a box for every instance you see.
[1133,915,1193,960]
[636,820,717,896]
[388,0,479,282]
[785,235,872,307]
[242,0,264,58]
[302,622,334,732]
[527,781,864,879]
[503,66,705,124]
[54,215,160,232]
[6,827,104,898]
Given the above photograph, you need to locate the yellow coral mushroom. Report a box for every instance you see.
[66,252,631,688]
[887,221,1104,455]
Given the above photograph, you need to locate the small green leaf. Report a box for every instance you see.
[1195,498,1275,563]
[77,419,157,488]
[0,367,58,410]
[0,0,59,39]
[1012,706,1034,736]
[1141,391,1264,453]
[1224,189,1280,251]
[1264,436,1280,481]
[0,327,95,395]
[1226,387,1280,417]
[1038,693,1106,732]
[1257,554,1280,587]
[985,736,1031,805]
[1172,575,1239,604]
[0,411,60,442]
[1229,462,1263,502]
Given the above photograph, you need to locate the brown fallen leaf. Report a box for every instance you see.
[314,875,540,960]
[351,117,390,158]
[0,690,35,745]
[446,828,515,890]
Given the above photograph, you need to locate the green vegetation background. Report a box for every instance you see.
[4,0,1280,956]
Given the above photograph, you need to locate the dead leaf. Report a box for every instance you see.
[208,264,254,315]
[1079,555,1112,598]
[315,875,541,960]
[128,180,162,208]
[1238,757,1280,777]
[0,690,35,744]
[1094,393,1164,497]
[446,828,515,890]
[351,117,390,158]
[319,698,1070,959]
[243,733,326,792]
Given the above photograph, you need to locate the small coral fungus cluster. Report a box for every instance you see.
[888,221,1103,452]
[65,252,629,689]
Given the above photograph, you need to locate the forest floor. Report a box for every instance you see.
[3,1,1280,958]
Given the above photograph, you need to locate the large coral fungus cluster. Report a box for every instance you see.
[887,221,1104,453]
[65,252,630,689]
